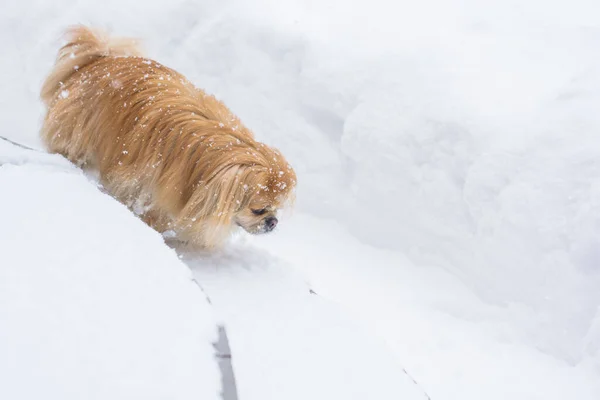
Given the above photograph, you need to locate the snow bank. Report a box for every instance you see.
[0,143,220,400]
[159,0,600,366]
[255,214,600,400]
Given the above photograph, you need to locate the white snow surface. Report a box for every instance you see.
[0,143,221,400]
[184,245,427,400]
[2,0,600,398]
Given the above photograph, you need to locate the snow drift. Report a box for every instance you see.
[0,141,221,400]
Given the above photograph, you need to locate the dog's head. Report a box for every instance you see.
[233,160,296,235]
[179,133,296,247]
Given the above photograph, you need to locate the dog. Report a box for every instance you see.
[40,25,296,248]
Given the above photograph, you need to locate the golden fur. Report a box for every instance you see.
[41,25,296,248]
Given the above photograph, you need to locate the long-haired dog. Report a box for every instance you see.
[41,26,296,248]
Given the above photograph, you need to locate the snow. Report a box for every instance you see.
[0,144,221,400]
[2,0,600,399]
[254,215,600,400]
[183,244,428,400]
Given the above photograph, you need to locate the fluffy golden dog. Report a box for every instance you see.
[41,25,296,248]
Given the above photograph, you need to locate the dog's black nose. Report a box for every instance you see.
[265,216,278,232]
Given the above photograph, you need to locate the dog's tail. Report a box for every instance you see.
[41,25,142,105]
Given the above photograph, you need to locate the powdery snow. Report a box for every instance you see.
[254,215,600,400]
[0,143,221,400]
[182,243,429,400]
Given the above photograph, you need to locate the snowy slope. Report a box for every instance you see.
[0,142,221,400]
[2,0,600,399]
